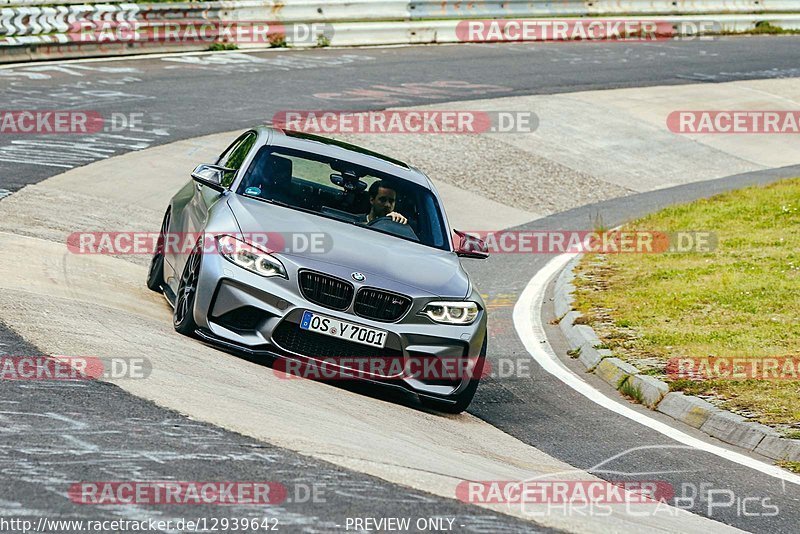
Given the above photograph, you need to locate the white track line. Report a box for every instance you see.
[0,47,284,69]
[513,252,800,486]
[0,42,432,70]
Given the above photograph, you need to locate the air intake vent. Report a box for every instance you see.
[213,306,265,333]
[272,321,402,362]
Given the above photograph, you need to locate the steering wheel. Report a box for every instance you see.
[366,216,419,241]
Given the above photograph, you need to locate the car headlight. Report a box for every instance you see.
[216,235,287,278]
[422,301,479,325]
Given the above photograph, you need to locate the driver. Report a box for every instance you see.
[362,180,407,224]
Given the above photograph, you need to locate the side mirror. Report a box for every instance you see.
[453,229,489,259]
[191,164,233,192]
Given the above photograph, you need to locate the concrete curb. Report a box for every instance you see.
[553,253,800,463]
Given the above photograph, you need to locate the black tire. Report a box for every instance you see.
[146,210,170,293]
[420,336,487,414]
[173,246,201,336]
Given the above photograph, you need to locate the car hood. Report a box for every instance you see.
[226,195,470,298]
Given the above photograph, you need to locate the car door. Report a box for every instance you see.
[165,131,258,292]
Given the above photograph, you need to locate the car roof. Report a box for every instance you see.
[255,126,432,189]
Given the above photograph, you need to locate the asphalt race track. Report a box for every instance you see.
[1,36,800,533]
[3,37,800,191]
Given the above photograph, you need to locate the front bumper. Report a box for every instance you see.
[191,253,487,399]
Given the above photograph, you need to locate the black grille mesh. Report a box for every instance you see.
[298,271,354,310]
[354,288,412,322]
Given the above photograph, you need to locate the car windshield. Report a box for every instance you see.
[236,146,449,250]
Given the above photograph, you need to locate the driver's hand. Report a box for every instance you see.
[386,212,407,224]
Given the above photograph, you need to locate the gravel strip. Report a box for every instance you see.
[334,132,633,216]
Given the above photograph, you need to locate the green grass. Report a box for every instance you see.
[742,22,800,35]
[207,42,238,51]
[573,178,800,427]
[619,379,644,404]
[268,33,288,48]
[778,461,800,474]
[701,21,800,37]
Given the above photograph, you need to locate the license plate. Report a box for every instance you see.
[299,311,388,348]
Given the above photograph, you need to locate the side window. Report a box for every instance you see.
[217,132,257,187]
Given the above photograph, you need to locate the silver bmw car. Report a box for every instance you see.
[147,126,489,412]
